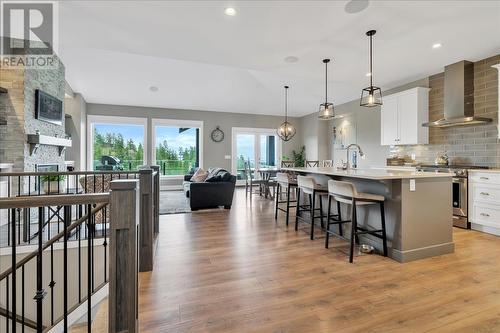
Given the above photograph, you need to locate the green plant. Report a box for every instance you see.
[40,175,66,182]
[291,146,306,167]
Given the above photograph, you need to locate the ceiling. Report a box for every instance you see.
[59,0,500,117]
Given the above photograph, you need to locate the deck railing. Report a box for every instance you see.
[0,179,142,332]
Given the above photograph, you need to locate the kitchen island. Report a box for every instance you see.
[283,167,454,263]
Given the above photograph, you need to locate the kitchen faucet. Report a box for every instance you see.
[346,144,365,169]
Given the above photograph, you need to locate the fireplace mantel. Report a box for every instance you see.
[27,134,72,156]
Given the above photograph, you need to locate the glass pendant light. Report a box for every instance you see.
[277,85,296,141]
[360,30,383,107]
[318,59,334,120]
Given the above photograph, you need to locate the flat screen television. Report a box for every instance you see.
[35,89,63,125]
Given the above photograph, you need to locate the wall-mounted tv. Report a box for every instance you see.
[35,89,63,126]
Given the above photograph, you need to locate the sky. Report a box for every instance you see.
[155,126,197,152]
[94,124,144,145]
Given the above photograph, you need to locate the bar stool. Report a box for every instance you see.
[295,176,328,240]
[274,173,297,226]
[325,179,388,263]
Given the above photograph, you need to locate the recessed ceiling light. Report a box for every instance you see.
[432,43,442,49]
[149,86,159,92]
[224,7,237,16]
[366,72,372,77]
[284,56,299,63]
[345,0,369,14]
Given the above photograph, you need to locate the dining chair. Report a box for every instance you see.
[281,160,295,168]
[244,160,267,199]
[305,160,319,167]
[322,160,333,167]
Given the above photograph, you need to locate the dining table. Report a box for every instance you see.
[255,167,280,199]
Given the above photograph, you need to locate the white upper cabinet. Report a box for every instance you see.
[380,87,430,146]
[492,64,500,139]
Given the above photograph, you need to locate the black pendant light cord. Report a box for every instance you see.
[323,59,330,105]
[370,33,373,88]
[284,86,289,122]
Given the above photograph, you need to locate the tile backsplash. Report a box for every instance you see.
[394,54,500,167]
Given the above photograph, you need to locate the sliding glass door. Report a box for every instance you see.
[232,128,281,183]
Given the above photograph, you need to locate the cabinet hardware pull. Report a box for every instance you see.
[480,213,490,217]
[480,192,490,196]
[480,177,490,180]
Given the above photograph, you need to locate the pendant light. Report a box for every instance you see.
[360,30,383,107]
[318,59,334,120]
[277,85,296,141]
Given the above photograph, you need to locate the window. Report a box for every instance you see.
[87,115,147,171]
[152,119,203,176]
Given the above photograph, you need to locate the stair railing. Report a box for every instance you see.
[0,179,141,332]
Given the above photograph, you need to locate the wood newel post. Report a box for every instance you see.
[138,167,154,272]
[109,179,139,333]
[150,165,160,235]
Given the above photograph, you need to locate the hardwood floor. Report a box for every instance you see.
[138,188,500,332]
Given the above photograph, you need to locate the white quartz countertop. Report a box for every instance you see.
[282,167,454,180]
[469,169,500,173]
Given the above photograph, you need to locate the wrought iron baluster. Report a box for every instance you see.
[63,205,70,332]
[11,208,16,333]
[49,241,55,325]
[87,203,92,333]
[21,265,25,333]
[6,275,9,333]
[34,207,45,333]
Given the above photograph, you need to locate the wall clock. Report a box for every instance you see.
[211,126,224,142]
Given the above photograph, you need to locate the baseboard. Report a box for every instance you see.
[471,223,500,236]
[391,242,455,263]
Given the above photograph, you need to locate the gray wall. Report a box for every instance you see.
[327,78,430,168]
[86,103,301,171]
[297,112,330,161]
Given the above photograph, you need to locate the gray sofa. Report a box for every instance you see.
[183,168,236,210]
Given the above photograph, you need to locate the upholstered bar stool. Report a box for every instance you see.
[295,176,328,240]
[274,173,297,226]
[326,179,388,263]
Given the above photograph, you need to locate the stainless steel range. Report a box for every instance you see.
[417,165,489,228]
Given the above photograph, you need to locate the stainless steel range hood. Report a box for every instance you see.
[422,60,492,128]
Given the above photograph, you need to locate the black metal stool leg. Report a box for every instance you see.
[295,189,301,231]
[337,201,343,236]
[319,195,324,229]
[325,195,332,249]
[274,183,280,220]
[310,193,315,240]
[380,201,388,257]
[286,185,291,226]
[349,201,357,263]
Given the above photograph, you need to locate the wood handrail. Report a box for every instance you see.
[0,193,109,209]
[0,202,109,281]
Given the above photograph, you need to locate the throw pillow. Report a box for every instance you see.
[190,168,208,182]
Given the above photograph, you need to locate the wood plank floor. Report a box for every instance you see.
[138,188,500,333]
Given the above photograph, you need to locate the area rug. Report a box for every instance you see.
[159,190,192,215]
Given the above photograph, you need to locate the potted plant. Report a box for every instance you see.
[292,146,306,167]
[41,175,66,194]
